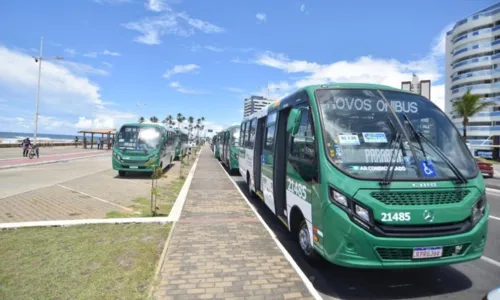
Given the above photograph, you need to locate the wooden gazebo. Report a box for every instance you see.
[78,128,116,150]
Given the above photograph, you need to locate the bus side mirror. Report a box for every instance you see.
[287,108,302,135]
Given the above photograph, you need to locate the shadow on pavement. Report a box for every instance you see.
[223,165,473,300]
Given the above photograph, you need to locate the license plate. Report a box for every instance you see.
[412,246,443,259]
[129,166,139,169]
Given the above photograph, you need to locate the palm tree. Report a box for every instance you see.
[150,116,159,123]
[452,89,495,139]
[187,116,195,138]
[138,116,145,123]
[176,113,185,129]
[163,114,173,127]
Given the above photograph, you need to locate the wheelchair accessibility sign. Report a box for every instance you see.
[419,160,437,177]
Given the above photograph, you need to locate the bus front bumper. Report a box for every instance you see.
[112,156,155,172]
[319,204,488,269]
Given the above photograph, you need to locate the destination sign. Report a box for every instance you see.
[322,97,419,114]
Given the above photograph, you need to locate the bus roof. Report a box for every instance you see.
[222,124,240,132]
[242,83,415,121]
[120,122,176,132]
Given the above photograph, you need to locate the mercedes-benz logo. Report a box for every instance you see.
[423,210,435,223]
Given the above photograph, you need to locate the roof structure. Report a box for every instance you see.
[78,128,116,134]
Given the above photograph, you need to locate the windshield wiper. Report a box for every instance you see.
[402,114,468,184]
[380,130,403,186]
[380,116,409,186]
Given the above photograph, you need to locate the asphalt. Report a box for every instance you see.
[223,164,500,300]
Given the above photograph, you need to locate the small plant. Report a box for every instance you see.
[144,161,166,216]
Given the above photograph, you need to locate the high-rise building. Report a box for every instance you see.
[445,2,500,159]
[243,95,274,117]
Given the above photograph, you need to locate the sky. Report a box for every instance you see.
[0,0,498,137]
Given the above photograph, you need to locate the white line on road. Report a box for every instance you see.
[56,184,136,213]
[0,217,172,229]
[490,215,500,221]
[0,150,99,161]
[481,256,500,268]
[168,151,202,221]
[218,161,325,300]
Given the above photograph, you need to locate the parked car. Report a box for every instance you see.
[476,158,494,178]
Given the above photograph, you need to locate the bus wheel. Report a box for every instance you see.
[118,171,126,177]
[297,219,320,262]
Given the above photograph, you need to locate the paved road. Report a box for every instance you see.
[0,156,178,223]
[0,146,101,160]
[224,166,500,300]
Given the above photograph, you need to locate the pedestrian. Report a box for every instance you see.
[74,136,79,148]
[99,137,104,150]
[21,138,30,157]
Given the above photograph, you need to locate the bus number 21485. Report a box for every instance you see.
[287,178,307,200]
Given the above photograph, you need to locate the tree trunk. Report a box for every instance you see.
[462,118,467,139]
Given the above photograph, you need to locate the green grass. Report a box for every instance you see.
[0,223,171,300]
[106,177,186,218]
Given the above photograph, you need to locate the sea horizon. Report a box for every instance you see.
[0,131,102,144]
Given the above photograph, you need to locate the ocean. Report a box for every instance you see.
[0,131,83,144]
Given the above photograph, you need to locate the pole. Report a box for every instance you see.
[34,37,43,144]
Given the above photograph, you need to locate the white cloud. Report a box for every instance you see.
[146,0,167,12]
[163,64,200,79]
[84,50,121,58]
[122,8,224,45]
[256,13,267,23]
[251,26,448,111]
[102,61,113,67]
[93,0,132,4]
[204,45,224,52]
[300,4,306,12]
[169,81,204,94]
[64,48,77,56]
[57,61,109,76]
[0,45,135,133]
[432,23,454,57]
[226,87,245,93]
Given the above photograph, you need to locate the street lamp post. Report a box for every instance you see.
[32,36,63,143]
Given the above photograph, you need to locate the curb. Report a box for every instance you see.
[0,217,173,230]
[168,148,202,221]
[0,153,110,170]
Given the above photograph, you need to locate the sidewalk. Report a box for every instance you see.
[0,151,110,169]
[154,147,315,300]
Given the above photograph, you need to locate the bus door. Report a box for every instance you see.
[253,117,266,194]
[262,112,277,213]
[273,108,291,221]
[286,103,318,235]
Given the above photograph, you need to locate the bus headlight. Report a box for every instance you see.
[329,186,373,227]
[113,152,122,162]
[471,194,487,226]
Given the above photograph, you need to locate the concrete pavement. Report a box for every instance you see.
[154,147,315,300]
[0,146,99,160]
[0,156,179,223]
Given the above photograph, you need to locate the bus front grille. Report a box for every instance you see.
[376,243,470,261]
[370,190,470,206]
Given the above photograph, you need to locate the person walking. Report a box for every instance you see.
[74,136,79,148]
[99,137,104,150]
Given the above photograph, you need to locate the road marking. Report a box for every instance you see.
[489,215,500,221]
[168,150,202,221]
[481,256,500,268]
[56,184,136,213]
[486,188,500,195]
[0,217,172,229]
[0,150,98,161]
[217,161,325,300]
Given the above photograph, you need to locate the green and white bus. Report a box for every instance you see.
[174,128,189,160]
[112,122,177,176]
[214,132,223,159]
[238,83,488,268]
[220,125,240,173]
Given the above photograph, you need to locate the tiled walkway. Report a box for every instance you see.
[154,147,314,300]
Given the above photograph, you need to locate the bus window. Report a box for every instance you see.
[241,122,248,147]
[248,119,257,149]
[264,125,275,152]
[289,106,317,182]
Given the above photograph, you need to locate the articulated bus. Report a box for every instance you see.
[174,128,189,160]
[238,83,488,268]
[112,122,177,177]
[219,125,240,173]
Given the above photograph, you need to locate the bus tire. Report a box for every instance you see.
[118,171,126,177]
[296,219,320,263]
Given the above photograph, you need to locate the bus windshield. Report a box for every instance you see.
[231,127,240,146]
[116,126,161,152]
[315,88,478,180]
